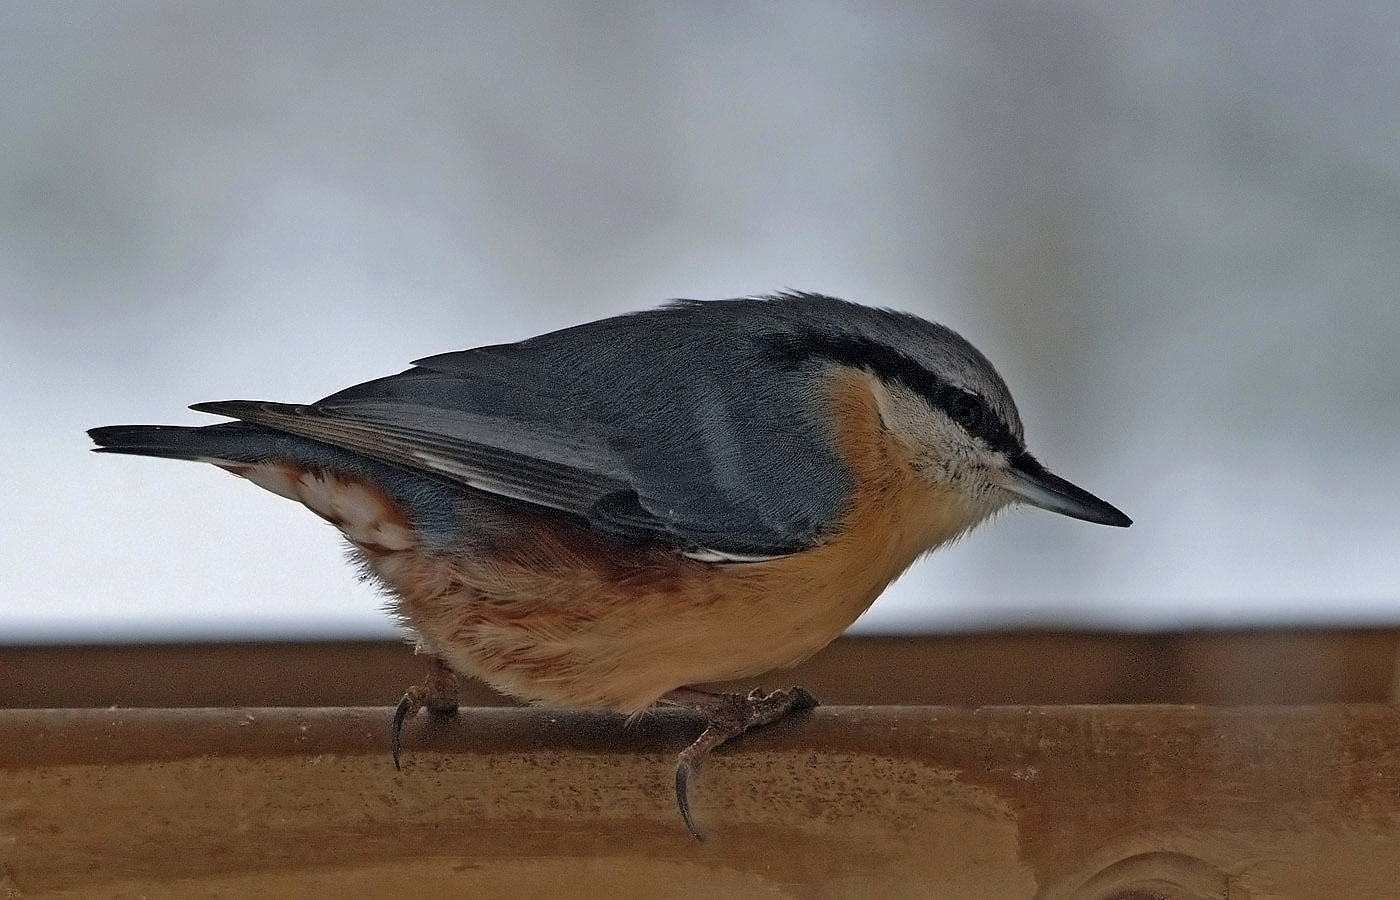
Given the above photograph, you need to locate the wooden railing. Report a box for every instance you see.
[6,630,1400,708]
[5,704,1400,898]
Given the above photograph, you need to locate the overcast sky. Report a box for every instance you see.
[3,3,1398,642]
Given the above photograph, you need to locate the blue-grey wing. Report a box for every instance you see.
[194,301,855,556]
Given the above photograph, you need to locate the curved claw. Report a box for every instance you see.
[389,658,462,770]
[675,759,705,842]
[390,692,416,771]
[664,685,820,840]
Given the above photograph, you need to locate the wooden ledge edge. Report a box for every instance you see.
[6,705,1400,898]
[3,704,1400,768]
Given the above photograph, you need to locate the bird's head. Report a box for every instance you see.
[764,294,1132,532]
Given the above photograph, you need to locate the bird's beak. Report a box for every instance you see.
[1002,452,1132,527]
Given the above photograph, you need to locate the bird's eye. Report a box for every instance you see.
[950,394,985,431]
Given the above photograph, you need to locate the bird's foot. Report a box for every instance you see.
[390,656,461,769]
[663,685,820,841]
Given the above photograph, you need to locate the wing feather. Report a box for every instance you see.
[189,298,858,557]
[190,400,629,519]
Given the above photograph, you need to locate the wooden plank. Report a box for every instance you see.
[5,629,1400,708]
[3,706,1399,898]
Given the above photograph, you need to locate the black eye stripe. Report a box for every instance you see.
[762,331,1021,455]
[949,392,985,429]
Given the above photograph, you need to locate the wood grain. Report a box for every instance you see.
[3,705,1399,898]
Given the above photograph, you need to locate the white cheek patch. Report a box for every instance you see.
[216,461,417,552]
[867,382,945,454]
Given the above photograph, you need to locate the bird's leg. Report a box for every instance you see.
[391,655,460,769]
[663,685,820,841]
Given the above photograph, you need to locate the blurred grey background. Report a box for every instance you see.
[3,2,1397,642]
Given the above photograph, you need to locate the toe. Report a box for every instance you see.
[674,758,706,842]
[389,692,418,770]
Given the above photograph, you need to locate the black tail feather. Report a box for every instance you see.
[88,420,381,470]
[87,424,216,461]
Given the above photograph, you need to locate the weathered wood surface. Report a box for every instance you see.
[3,706,1399,898]
[5,629,1400,708]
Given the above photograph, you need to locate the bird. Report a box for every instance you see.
[88,291,1131,839]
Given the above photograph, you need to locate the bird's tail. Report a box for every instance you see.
[87,420,312,465]
[88,416,472,551]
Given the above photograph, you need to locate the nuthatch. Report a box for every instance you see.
[89,292,1130,839]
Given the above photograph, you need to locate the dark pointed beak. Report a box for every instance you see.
[1002,452,1132,527]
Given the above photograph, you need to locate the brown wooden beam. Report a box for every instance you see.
[3,705,1399,898]
[4,629,1400,708]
